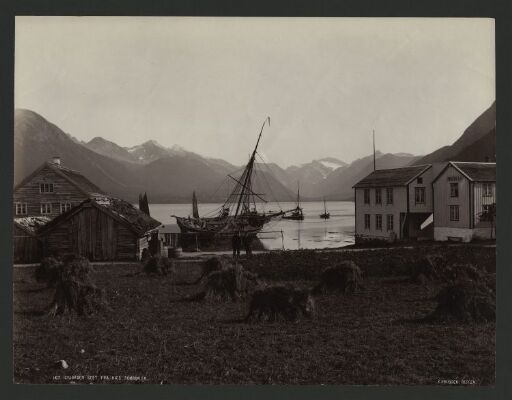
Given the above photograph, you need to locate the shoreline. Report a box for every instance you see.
[12,240,496,267]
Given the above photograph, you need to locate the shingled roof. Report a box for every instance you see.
[14,216,52,236]
[451,162,496,182]
[14,161,104,195]
[40,195,161,236]
[353,165,431,188]
[50,163,104,194]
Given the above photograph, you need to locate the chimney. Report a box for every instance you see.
[51,156,61,166]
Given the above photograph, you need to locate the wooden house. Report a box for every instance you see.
[13,216,51,263]
[13,157,104,219]
[353,165,434,242]
[432,162,496,242]
[39,195,161,261]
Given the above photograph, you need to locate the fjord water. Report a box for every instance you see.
[149,201,355,250]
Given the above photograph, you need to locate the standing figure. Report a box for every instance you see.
[232,231,241,258]
[243,234,253,257]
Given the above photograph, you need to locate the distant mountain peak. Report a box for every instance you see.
[315,157,347,171]
[142,139,166,148]
[317,156,346,164]
[170,144,186,153]
[392,152,415,157]
[88,136,112,145]
[15,108,45,119]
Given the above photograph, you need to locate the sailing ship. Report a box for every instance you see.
[282,183,304,220]
[173,117,284,236]
[319,198,330,219]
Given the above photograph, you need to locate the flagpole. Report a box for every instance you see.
[373,129,376,171]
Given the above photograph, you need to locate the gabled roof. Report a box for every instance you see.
[13,216,52,236]
[40,195,161,236]
[452,162,496,182]
[14,161,104,196]
[353,165,431,188]
[432,161,496,184]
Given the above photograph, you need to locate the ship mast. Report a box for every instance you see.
[234,117,270,217]
[296,182,301,209]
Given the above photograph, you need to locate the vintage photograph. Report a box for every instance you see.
[12,17,495,384]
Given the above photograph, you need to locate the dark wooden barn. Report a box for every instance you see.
[39,196,161,261]
[13,216,51,263]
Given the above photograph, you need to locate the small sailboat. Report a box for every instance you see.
[283,183,304,220]
[138,192,151,216]
[192,190,199,218]
[320,198,330,219]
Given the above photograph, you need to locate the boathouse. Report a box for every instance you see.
[157,224,181,250]
[13,157,104,219]
[353,164,435,242]
[432,162,496,242]
[39,195,161,261]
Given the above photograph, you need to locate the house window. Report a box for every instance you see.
[417,177,423,184]
[376,214,382,230]
[450,183,459,198]
[375,188,382,204]
[386,188,393,205]
[164,233,171,245]
[364,189,370,205]
[40,203,52,215]
[449,205,459,222]
[15,202,28,215]
[40,183,54,193]
[60,202,72,213]
[364,214,370,229]
[415,187,426,204]
[482,183,493,197]
[387,214,394,231]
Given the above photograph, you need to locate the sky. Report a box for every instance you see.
[15,17,495,167]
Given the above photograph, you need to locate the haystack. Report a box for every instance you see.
[442,263,491,286]
[410,255,444,283]
[312,261,363,294]
[426,281,495,322]
[144,256,176,276]
[205,256,231,272]
[34,257,63,287]
[411,258,494,290]
[46,255,107,316]
[189,256,231,285]
[246,285,315,322]
[188,263,258,302]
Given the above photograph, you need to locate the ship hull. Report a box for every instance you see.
[282,215,304,221]
[175,212,282,236]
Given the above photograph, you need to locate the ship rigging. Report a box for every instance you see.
[173,117,286,236]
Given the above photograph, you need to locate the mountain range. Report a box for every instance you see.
[14,103,495,203]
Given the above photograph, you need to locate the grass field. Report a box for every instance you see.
[13,245,495,385]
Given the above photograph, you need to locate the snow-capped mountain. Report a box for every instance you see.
[86,138,193,165]
[15,110,295,202]
[316,157,348,171]
[125,140,178,163]
[284,157,348,197]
